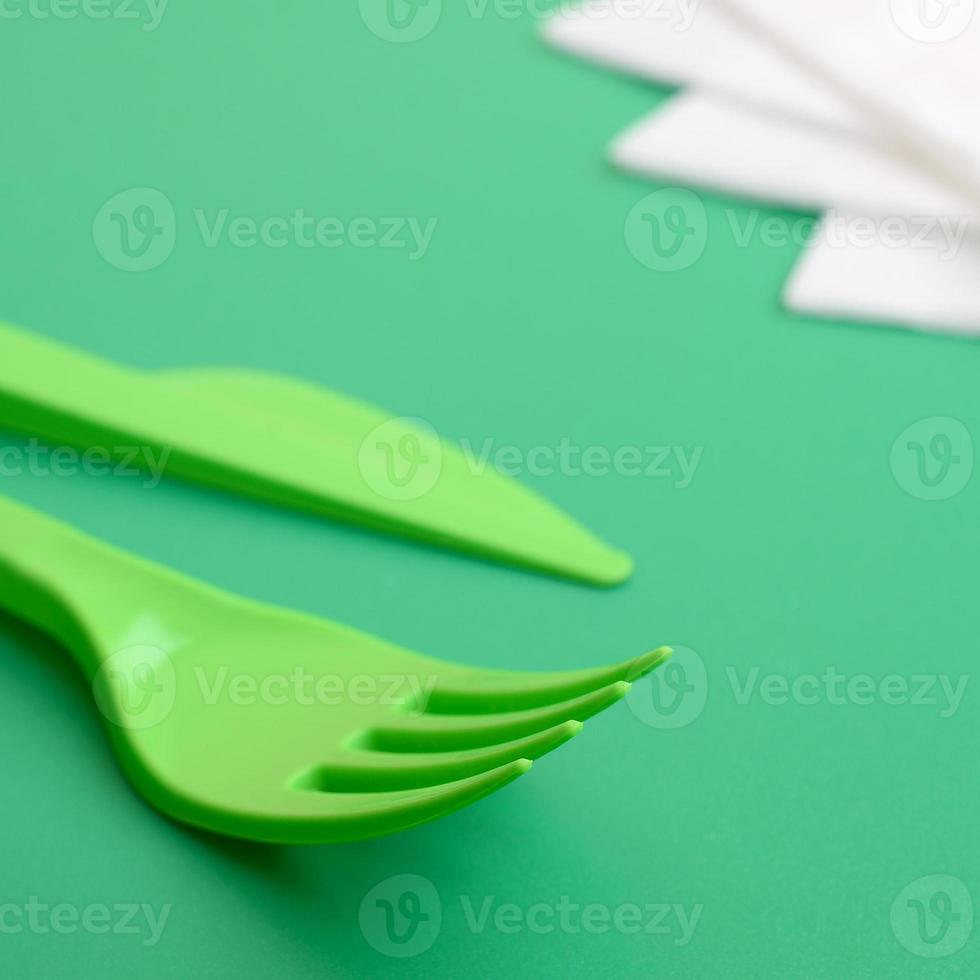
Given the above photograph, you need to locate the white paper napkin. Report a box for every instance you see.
[542,0,854,132]
[786,211,980,336]
[612,90,973,218]
[546,0,977,219]
[717,0,980,206]
[544,0,980,337]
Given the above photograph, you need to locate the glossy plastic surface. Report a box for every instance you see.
[0,321,633,586]
[0,493,667,843]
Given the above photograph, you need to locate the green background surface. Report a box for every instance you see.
[1,3,978,976]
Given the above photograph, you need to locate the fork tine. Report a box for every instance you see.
[362,681,631,753]
[276,759,532,843]
[423,647,671,714]
[293,721,582,792]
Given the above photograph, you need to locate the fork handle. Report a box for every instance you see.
[0,493,167,675]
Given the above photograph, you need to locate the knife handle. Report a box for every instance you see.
[0,320,145,444]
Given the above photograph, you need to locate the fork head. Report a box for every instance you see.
[90,592,670,844]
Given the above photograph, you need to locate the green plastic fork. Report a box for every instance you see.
[0,494,668,844]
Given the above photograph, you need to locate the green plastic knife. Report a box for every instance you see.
[0,321,633,585]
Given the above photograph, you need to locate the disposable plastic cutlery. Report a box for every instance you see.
[0,320,632,586]
[0,493,668,843]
